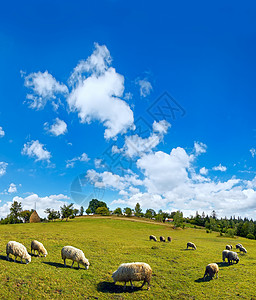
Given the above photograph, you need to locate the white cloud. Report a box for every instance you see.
[22,140,51,162]
[66,153,90,168]
[0,194,70,218]
[94,158,103,169]
[212,164,227,172]
[67,43,134,140]
[194,141,207,155]
[0,126,5,138]
[200,167,208,175]
[8,183,17,193]
[152,120,171,134]
[23,71,68,110]
[136,78,152,97]
[44,118,67,136]
[0,162,8,176]
[250,148,256,158]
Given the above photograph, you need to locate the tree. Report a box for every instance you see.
[9,201,22,223]
[113,207,122,216]
[145,209,156,219]
[79,206,84,216]
[88,199,107,214]
[173,211,183,227]
[20,210,33,223]
[95,206,110,215]
[45,208,60,221]
[73,209,79,217]
[123,207,132,217]
[60,203,74,221]
[86,208,92,215]
[134,203,142,217]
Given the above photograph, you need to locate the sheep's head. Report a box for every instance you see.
[42,248,48,257]
[26,255,31,264]
[236,257,240,263]
[81,258,90,269]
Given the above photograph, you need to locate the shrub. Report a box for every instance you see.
[225,228,235,238]
[246,233,255,240]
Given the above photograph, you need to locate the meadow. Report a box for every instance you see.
[0,216,256,299]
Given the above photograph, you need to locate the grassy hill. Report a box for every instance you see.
[0,216,255,299]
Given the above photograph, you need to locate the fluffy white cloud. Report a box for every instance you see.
[67,43,134,139]
[0,126,5,138]
[0,194,70,218]
[44,118,67,136]
[23,71,68,110]
[152,120,170,134]
[212,164,227,172]
[66,153,90,168]
[8,183,17,193]
[250,148,256,158]
[200,167,208,175]
[22,140,51,162]
[0,162,8,176]
[194,141,207,155]
[136,78,152,97]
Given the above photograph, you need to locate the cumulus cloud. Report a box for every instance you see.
[8,183,17,193]
[212,164,227,172]
[22,140,51,162]
[136,78,152,97]
[0,126,5,138]
[250,148,256,158]
[194,141,207,155]
[23,71,68,110]
[66,153,90,168]
[0,194,70,218]
[0,162,8,176]
[200,167,208,175]
[44,118,67,136]
[67,43,134,139]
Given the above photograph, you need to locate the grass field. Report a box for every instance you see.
[0,216,256,299]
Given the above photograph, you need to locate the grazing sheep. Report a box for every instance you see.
[236,243,243,250]
[149,235,157,242]
[187,242,196,250]
[167,237,172,242]
[239,246,247,254]
[61,246,89,269]
[6,241,31,264]
[31,240,48,257]
[203,263,219,280]
[112,262,152,290]
[222,250,230,262]
[225,245,232,250]
[227,251,240,264]
[160,236,166,242]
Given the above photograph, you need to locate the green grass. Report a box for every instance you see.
[0,216,256,299]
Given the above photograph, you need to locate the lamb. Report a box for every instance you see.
[112,262,152,290]
[226,245,232,250]
[6,241,31,264]
[239,246,247,254]
[222,250,230,262]
[203,263,219,280]
[167,237,172,242]
[160,236,166,242]
[149,235,157,242]
[61,246,89,269]
[187,242,196,250]
[227,251,240,264]
[236,243,243,250]
[31,240,48,257]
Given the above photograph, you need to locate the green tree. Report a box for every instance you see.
[20,210,33,223]
[134,203,142,217]
[9,201,22,223]
[73,208,79,216]
[113,207,122,215]
[60,203,74,221]
[45,208,60,221]
[173,211,183,227]
[86,208,92,215]
[123,207,132,217]
[79,206,84,216]
[145,209,156,219]
[95,206,110,215]
[88,199,107,214]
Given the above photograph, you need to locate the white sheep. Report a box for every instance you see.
[160,236,166,242]
[239,246,247,254]
[112,262,152,290]
[6,241,31,264]
[31,240,48,257]
[203,263,219,280]
[236,243,243,250]
[225,245,232,250]
[227,251,240,264]
[167,236,172,242]
[61,246,89,269]
[222,250,230,262]
[187,242,196,250]
[149,235,157,242]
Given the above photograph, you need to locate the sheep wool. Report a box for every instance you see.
[167,237,172,242]
[6,241,31,264]
[236,243,243,250]
[61,246,89,269]
[160,236,166,242]
[222,250,230,262]
[149,235,157,242]
[204,263,219,280]
[187,242,196,250]
[226,245,232,250]
[227,251,240,264]
[239,246,247,254]
[112,262,152,290]
[31,240,48,257]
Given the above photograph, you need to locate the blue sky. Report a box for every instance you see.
[0,1,256,218]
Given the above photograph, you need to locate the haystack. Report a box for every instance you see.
[29,210,41,223]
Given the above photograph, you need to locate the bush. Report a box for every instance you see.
[225,228,235,238]
[246,233,255,240]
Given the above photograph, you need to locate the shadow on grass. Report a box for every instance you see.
[217,262,230,267]
[195,276,213,283]
[43,262,85,270]
[97,282,142,293]
[0,255,8,261]
[0,255,26,264]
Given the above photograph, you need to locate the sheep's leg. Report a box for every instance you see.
[77,262,80,269]
[64,259,66,267]
[14,256,17,262]
[6,254,9,261]
[21,258,23,264]
[71,261,74,268]
[130,280,134,290]
[123,282,127,290]
[140,280,146,288]
[216,272,218,279]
